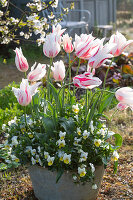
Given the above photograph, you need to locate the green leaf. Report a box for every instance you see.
[59,117,75,134]
[56,169,64,183]
[99,93,114,113]
[0,163,7,170]
[113,133,123,148]
[42,116,55,135]
[113,161,118,174]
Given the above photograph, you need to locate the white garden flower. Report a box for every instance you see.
[111,151,119,161]
[92,184,98,190]
[73,175,77,181]
[89,163,95,173]
[94,139,102,147]
[38,146,41,153]
[20,31,24,36]
[44,151,49,159]
[58,151,64,161]
[72,104,79,114]
[78,167,86,177]
[83,130,90,139]
[79,151,88,162]
[31,157,36,165]
[63,153,71,164]
[31,149,36,156]
[59,131,66,140]
[90,121,94,132]
[11,155,20,162]
[47,156,55,166]
[28,132,34,138]
[11,136,18,146]
[4,140,10,149]
[74,137,81,146]
[2,124,6,131]
[77,127,81,135]
[25,146,32,153]
[56,139,66,148]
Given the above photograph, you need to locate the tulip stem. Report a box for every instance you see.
[24,106,27,129]
[47,58,53,101]
[73,58,81,96]
[68,53,71,91]
[85,89,88,117]
[25,72,27,79]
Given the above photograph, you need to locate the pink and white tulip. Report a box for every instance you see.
[109,31,133,57]
[52,60,65,81]
[14,47,29,72]
[27,62,46,82]
[74,34,101,60]
[62,34,74,53]
[88,40,116,69]
[12,79,41,106]
[115,87,133,111]
[52,24,66,36]
[73,72,102,89]
[43,33,61,58]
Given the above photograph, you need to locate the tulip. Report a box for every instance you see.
[27,62,46,82]
[109,31,133,57]
[43,33,61,58]
[52,60,65,81]
[62,34,74,53]
[12,79,41,106]
[14,47,29,72]
[88,41,116,69]
[115,87,133,111]
[74,34,101,60]
[52,24,66,36]
[73,72,102,89]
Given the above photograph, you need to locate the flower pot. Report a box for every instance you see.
[28,165,104,200]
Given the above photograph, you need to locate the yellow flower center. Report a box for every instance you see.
[77,131,81,135]
[94,141,100,147]
[80,172,86,177]
[29,134,33,138]
[15,158,20,163]
[48,161,53,166]
[44,155,48,159]
[59,143,65,148]
[64,158,70,164]
[60,157,63,161]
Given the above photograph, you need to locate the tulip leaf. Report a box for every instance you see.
[99,93,114,113]
[59,117,75,134]
[113,133,123,148]
[42,116,55,135]
[56,168,64,183]
[113,161,118,174]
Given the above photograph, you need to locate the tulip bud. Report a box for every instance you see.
[14,47,29,72]
[62,34,74,53]
[52,60,65,81]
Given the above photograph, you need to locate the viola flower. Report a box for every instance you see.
[27,62,46,82]
[72,104,79,114]
[73,72,102,89]
[94,139,101,147]
[79,151,88,162]
[74,137,81,146]
[43,33,61,58]
[12,79,41,106]
[83,130,90,139]
[11,155,20,163]
[31,149,36,156]
[47,156,55,166]
[14,47,29,72]
[52,60,65,81]
[77,127,81,135]
[63,153,71,164]
[74,34,100,59]
[11,136,18,146]
[111,151,119,161]
[56,139,65,148]
[58,151,64,161]
[62,34,74,53]
[109,31,133,57]
[44,151,49,159]
[31,157,36,165]
[78,167,86,177]
[59,131,66,140]
[89,163,95,173]
[115,87,133,111]
[92,184,98,190]
[87,41,116,69]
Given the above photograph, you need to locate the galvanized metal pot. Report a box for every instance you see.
[29,165,104,200]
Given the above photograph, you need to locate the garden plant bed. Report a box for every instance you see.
[0,111,132,200]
